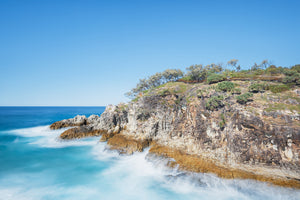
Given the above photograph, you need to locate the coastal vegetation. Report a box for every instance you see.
[236,92,253,104]
[205,95,224,111]
[126,59,300,101]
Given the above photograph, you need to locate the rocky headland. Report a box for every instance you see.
[50,81,300,188]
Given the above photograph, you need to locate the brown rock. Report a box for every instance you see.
[50,121,87,130]
[149,142,300,189]
[106,134,151,154]
[59,126,106,139]
[100,132,115,142]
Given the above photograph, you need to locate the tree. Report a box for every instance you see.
[227,59,239,71]
[186,63,224,82]
[186,64,206,81]
[148,72,163,88]
[125,78,150,98]
[125,68,184,99]
[251,62,260,71]
[291,64,300,73]
[206,63,223,73]
[266,65,280,75]
[162,69,184,82]
[260,60,269,69]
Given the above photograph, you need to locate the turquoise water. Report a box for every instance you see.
[0,107,299,200]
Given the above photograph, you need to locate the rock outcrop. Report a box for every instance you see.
[51,81,300,188]
[50,115,100,129]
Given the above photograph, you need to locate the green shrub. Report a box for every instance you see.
[266,65,281,75]
[283,76,294,84]
[207,73,226,84]
[282,69,296,76]
[269,84,290,93]
[230,71,255,79]
[248,83,269,93]
[231,88,241,94]
[160,89,171,96]
[282,73,300,85]
[291,64,300,73]
[253,69,264,75]
[219,113,226,130]
[217,81,234,92]
[205,95,224,111]
[180,76,192,81]
[236,93,253,104]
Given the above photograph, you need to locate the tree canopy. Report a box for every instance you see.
[125,60,300,99]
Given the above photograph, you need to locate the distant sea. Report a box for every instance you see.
[0,107,299,200]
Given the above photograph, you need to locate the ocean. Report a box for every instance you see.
[0,106,299,200]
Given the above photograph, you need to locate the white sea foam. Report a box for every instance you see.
[90,142,120,161]
[91,147,300,200]
[0,185,106,200]
[2,125,300,200]
[5,125,100,148]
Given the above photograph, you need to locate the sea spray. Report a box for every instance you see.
[0,106,300,200]
[91,139,300,200]
[5,126,100,148]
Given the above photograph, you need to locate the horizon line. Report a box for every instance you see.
[0,105,107,107]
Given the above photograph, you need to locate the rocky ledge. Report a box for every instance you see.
[50,115,99,129]
[50,81,300,189]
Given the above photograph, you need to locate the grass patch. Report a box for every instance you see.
[265,103,300,113]
[269,84,290,93]
[151,82,189,96]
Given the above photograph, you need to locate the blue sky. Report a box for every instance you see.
[0,0,299,106]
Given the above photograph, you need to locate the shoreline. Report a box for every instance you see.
[54,124,300,189]
[103,132,300,189]
[49,81,300,190]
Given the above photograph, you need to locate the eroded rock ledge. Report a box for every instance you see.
[50,82,300,189]
[50,115,99,129]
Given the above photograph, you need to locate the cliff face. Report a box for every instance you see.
[51,81,300,188]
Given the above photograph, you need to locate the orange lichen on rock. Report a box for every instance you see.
[99,132,115,142]
[106,134,151,154]
[149,142,300,189]
[60,127,106,139]
[50,121,88,130]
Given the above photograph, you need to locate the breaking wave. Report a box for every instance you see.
[0,126,299,200]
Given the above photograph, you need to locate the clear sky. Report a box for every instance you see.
[0,0,299,106]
